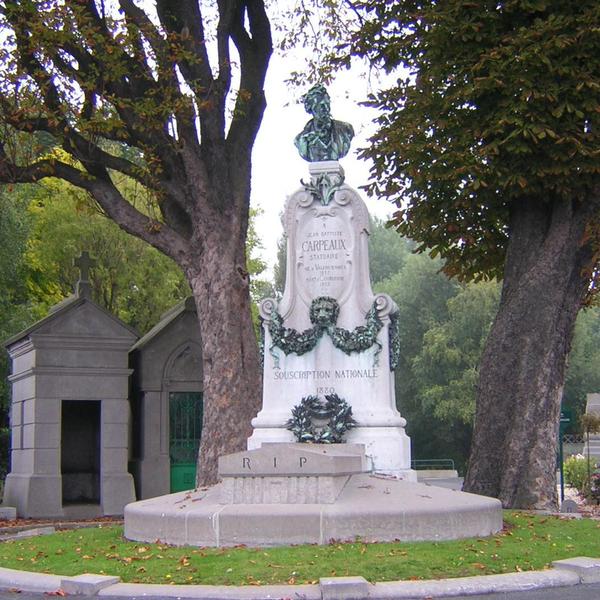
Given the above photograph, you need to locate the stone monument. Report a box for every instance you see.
[248,84,412,477]
[124,86,503,547]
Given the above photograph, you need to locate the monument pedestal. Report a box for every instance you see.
[125,443,501,547]
[346,427,416,480]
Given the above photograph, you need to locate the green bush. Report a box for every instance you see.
[563,454,593,492]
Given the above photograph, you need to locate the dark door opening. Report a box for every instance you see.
[61,400,101,504]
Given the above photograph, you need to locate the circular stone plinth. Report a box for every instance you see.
[124,474,502,547]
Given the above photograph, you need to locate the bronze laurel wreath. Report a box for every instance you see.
[286,394,357,443]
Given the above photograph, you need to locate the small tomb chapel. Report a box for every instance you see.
[2,253,203,518]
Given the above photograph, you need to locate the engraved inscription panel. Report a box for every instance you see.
[297,211,352,300]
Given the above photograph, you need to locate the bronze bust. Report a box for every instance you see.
[294,84,355,162]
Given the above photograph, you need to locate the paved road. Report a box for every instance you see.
[446,583,600,599]
[2,584,600,599]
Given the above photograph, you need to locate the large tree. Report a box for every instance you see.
[0,1,272,484]
[349,0,600,508]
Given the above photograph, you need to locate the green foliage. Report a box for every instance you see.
[0,185,36,420]
[367,219,598,469]
[349,0,600,282]
[590,468,600,503]
[24,179,189,334]
[368,217,413,285]
[0,513,599,583]
[563,307,600,430]
[563,455,593,493]
[271,0,357,86]
[581,413,600,435]
[413,281,500,425]
[374,252,467,468]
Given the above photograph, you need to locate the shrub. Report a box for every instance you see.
[590,469,600,504]
[563,454,593,492]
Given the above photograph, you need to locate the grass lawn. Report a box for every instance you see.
[0,512,599,586]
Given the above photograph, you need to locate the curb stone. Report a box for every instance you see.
[0,520,123,537]
[0,558,597,599]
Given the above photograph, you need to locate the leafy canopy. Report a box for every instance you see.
[0,0,271,260]
[348,0,600,281]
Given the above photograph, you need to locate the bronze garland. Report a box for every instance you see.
[267,296,383,368]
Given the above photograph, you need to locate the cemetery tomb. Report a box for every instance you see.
[2,256,137,518]
[128,297,203,500]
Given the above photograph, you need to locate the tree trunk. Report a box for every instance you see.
[464,194,598,509]
[185,207,262,486]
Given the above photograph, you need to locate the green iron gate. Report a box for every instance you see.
[169,392,203,493]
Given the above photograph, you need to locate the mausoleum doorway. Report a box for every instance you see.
[61,400,101,505]
[169,391,203,492]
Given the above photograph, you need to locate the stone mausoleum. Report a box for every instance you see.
[2,253,204,518]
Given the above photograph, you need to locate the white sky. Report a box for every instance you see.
[249,53,394,275]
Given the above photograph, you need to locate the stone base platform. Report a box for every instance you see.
[124,475,502,547]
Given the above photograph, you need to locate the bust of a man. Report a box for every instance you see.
[294,84,355,162]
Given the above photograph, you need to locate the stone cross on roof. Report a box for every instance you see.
[73,250,96,299]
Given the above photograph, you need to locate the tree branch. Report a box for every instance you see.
[0,149,188,260]
[226,0,272,166]
[155,0,225,149]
